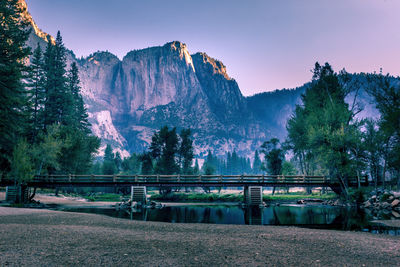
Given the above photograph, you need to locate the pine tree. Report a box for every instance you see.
[178,129,194,174]
[67,62,90,132]
[193,159,200,175]
[260,138,284,176]
[27,44,45,143]
[114,152,122,173]
[286,62,361,196]
[0,0,32,173]
[43,31,71,127]
[150,126,179,175]
[252,150,262,174]
[102,144,116,175]
[139,152,153,175]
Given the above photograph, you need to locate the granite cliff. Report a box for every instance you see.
[21,0,379,159]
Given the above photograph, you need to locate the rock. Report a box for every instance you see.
[392,192,400,198]
[391,211,400,218]
[391,199,400,207]
[297,200,305,204]
[388,196,394,201]
[371,195,377,202]
[362,201,371,208]
[381,202,391,210]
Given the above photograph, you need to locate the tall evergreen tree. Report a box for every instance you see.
[43,31,72,127]
[102,144,116,175]
[150,126,179,175]
[367,74,400,185]
[261,138,284,176]
[0,0,31,173]
[67,62,90,132]
[27,44,45,143]
[252,150,262,174]
[193,159,200,175]
[178,129,194,174]
[286,62,361,196]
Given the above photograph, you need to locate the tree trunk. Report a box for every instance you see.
[29,187,37,202]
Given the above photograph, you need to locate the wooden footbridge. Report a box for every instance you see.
[1,174,368,203]
[0,174,368,188]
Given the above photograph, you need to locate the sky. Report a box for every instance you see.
[25,0,400,96]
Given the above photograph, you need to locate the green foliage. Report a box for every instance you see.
[9,139,33,184]
[0,0,31,172]
[31,125,62,174]
[281,161,296,175]
[261,138,284,175]
[178,128,194,174]
[252,150,262,174]
[263,193,336,202]
[26,44,45,143]
[286,62,362,194]
[193,159,200,175]
[139,152,153,175]
[347,187,372,204]
[367,74,400,178]
[201,150,252,175]
[150,192,243,202]
[121,153,141,174]
[85,193,121,202]
[147,126,195,175]
[102,144,116,175]
[150,126,179,174]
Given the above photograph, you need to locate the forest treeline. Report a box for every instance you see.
[1,1,399,196]
[1,1,99,185]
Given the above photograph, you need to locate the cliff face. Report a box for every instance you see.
[76,41,266,157]
[20,0,379,159]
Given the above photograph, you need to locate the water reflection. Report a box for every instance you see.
[58,204,400,235]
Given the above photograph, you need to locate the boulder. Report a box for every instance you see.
[391,199,400,207]
[391,211,400,218]
[362,201,372,208]
[381,202,391,210]
[392,192,400,198]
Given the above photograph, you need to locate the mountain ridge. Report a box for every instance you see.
[21,0,380,160]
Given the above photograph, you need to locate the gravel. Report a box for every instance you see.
[0,206,399,266]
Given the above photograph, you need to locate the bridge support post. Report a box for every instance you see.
[5,186,28,203]
[244,186,263,206]
[131,186,147,205]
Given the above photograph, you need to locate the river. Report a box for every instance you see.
[55,203,400,235]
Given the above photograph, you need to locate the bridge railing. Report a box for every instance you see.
[26,174,331,184]
[0,174,367,185]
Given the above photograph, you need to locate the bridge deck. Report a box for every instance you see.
[0,174,368,188]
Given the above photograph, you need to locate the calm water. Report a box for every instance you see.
[56,204,400,235]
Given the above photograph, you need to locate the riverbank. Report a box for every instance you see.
[0,206,399,266]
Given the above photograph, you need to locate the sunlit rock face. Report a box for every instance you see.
[76,41,266,157]
[21,0,380,159]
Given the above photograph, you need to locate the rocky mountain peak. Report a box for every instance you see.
[18,0,55,44]
[165,41,195,72]
[192,52,230,80]
[85,51,120,66]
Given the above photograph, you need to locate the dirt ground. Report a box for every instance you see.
[0,206,399,267]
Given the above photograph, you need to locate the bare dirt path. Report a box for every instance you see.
[0,206,399,266]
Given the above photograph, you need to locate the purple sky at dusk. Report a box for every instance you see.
[25,0,400,96]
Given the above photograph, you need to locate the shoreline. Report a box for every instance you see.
[0,206,399,266]
[1,192,400,229]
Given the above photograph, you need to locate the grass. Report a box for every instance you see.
[263,193,336,201]
[85,193,122,202]
[150,192,243,202]
[149,191,337,202]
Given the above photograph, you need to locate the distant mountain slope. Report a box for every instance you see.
[21,0,382,159]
